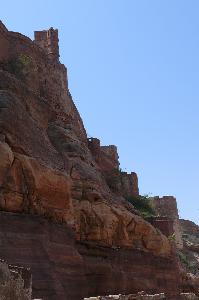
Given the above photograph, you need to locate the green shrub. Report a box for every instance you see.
[126,195,155,219]
[0,54,32,80]
[168,233,176,242]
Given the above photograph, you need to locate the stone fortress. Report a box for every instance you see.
[0,21,198,299]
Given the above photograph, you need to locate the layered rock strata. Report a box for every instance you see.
[0,211,180,300]
[0,20,171,254]
[0,21,193,299]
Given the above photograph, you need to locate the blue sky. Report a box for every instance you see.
[1,1,199,224]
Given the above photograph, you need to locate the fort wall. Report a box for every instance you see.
[150,196,183,249]
[0,22,88,141]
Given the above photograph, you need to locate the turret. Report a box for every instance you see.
[34,27,59,60]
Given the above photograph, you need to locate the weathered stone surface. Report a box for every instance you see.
[181,272,199,297]
[0,259,31,300]
[180,219,199,277]
[150,196,183,249]
[0,141,14,186]
[74,199,171,256]
[84,293,167,300]
[180,293,199,300]
[88,138,139,198]
[84,294,199,300]
[181,220,199,238]
[0,149,74,224]
[0,21,193,299]
[0,56,170,256]
[0,212,181,300]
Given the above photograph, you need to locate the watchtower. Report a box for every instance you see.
[34,27,59,60]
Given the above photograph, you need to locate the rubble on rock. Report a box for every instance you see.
[84,292,199,299]
[0,260,31,300]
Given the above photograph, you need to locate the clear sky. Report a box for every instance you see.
[1,1,199,224]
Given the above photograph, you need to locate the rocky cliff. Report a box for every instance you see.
[180,220,199,279]
[0,21,197,299]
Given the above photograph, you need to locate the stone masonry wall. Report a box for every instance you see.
[34,27,60,60]
[150,196,183,249]
[88,138,139,197]
[0,22,87,142]
[120,171,139,198]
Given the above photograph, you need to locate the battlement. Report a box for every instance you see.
[34,27,59,60]
[120,171,139,197]
[101,145,119,169]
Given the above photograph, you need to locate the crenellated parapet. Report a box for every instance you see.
[120,171,139,197]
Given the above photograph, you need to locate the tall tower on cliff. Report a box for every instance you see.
[34,27,60,60]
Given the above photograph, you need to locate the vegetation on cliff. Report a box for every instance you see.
[0,54,33,80]
[126,195,155,219]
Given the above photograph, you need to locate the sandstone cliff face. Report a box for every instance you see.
[0,22,170,256]
[0,21,187,299]
[0,211,181,300]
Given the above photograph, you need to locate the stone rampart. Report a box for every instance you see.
[150,196,183,249]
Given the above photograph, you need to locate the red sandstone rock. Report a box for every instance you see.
[0,21,190,299]
[0,141,14,186]
[0,212,181,300]
[181,220,199,237]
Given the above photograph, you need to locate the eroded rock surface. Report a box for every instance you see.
[180,220,199,282]
[0,211,180,300]
[0,21,171,256]
[0,21,195,299]
[0,260,31,300]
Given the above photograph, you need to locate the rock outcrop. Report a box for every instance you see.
[0,21,196,299]
[0,211,180,300]
[180,220,199,276]
[0,21,170,255]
